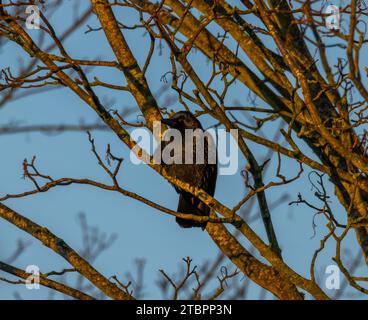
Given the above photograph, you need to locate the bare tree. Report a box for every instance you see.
[1,0,368,300]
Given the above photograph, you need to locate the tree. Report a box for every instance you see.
[0,0,368,300]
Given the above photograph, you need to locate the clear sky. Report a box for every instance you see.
[0,0,366,299]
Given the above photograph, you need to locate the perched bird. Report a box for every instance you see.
[160,111,217,229]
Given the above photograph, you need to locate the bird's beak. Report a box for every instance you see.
[161,118,176,128]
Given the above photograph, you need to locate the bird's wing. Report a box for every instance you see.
[201,163,217,196]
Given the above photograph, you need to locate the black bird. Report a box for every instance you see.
[160,111,217,229]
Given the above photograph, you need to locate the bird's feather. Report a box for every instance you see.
[160,111,218,229]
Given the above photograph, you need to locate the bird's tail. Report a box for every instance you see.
[176,194,209,230]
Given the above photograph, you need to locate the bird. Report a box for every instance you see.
[159,111,217,229]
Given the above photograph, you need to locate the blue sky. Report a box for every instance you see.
[0,0,366,299]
